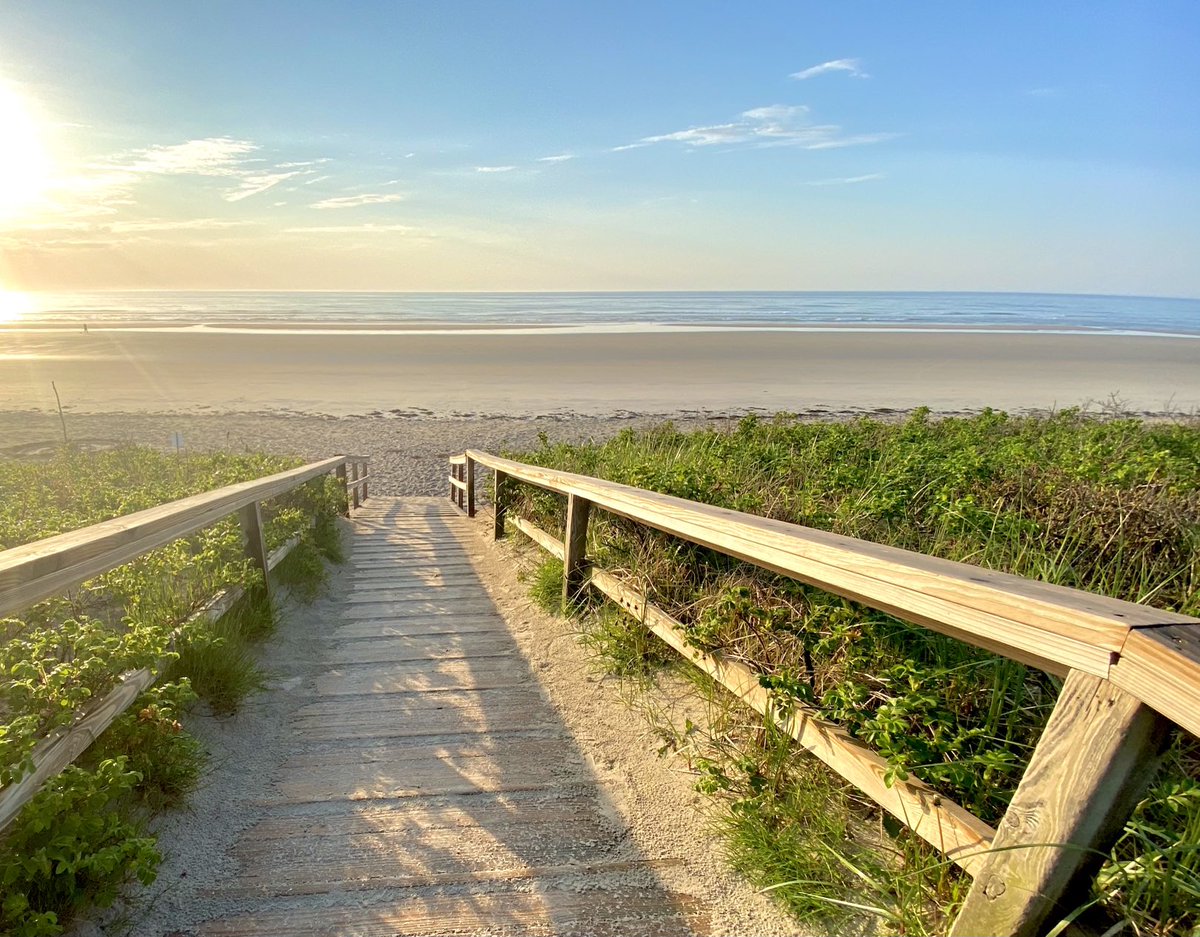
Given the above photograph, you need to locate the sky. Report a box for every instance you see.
[0,1,1197,296]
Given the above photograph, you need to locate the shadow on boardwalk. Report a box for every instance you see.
[197,496,708,937]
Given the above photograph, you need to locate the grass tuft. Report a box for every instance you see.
[274,538,329,604]
[581,605,674,678]
[526,557,565,614]
[312,512,346,564]
[163,592,276,716]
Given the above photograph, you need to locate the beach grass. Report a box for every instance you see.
[0,446,344,936]
[506,408,1200,935]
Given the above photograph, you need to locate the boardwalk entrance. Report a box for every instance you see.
[198,497,708,936]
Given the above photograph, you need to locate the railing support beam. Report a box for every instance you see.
[951,670,1170,937]
[466,457,476,518]
[493,470,508,539]
[335,464,349,516]
[238,500,272,598]
[562,494,591,612]
[350,462,361,510]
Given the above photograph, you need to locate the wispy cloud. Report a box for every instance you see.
[805,173,885,186]
[226,170,307,202]
[34,136,326,222]
[108,217,252,232]
[537,154,575,163]
[310,192,406,210]
[790,58,869,80]
[284,223,424,235]
[619,104,894,152]
[121,137,258,175]
[475,165,517,173]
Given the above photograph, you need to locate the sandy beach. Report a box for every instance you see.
[3,328,1197,417]
[2,329,1197,495]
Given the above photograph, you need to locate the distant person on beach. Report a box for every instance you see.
[82,323,88,333]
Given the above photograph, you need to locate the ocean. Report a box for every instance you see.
[7,290,1200,337]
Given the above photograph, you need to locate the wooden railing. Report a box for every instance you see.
[0,454,369,833]
[450,450,1199,937]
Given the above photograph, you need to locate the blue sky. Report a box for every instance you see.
[0,1,1196,294]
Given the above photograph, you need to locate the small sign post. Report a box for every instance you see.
[170,431,184,454]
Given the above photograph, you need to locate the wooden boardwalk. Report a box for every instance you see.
[198,497,708,937]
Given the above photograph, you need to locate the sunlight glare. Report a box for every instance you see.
[0,290,36,324]
[0,80,52,221]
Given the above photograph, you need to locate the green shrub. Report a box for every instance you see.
[0,759,159,937]
[507,411,1200,934]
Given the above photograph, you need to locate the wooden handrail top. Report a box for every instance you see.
[466,450,1200,737]
[0,455,349,618]
[448,454,468,465]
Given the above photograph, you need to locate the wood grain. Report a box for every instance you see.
[511,514,566,560]
[1110,625,1200,738]
[562,494,591,610]
[465,451,1198,727]
[951,671,1170,937]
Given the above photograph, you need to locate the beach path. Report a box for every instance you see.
[195,496,709,937]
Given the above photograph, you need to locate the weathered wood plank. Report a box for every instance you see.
[511,514,565,559]
[333,618,511,639]
[466,456,476,518]
[494,469,509,539]
[314,659,528,696]
[1110,625,1200,738]
[239,791,601,841]
[951,671,1170,937]
[562,494,591,610]
[199,879,703,935]
[238,501,271,599]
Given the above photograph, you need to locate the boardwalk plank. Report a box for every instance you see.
[196,496,706,937]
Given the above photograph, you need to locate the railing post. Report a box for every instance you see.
[238,500,272,599]
[350,461,360,510]
[562,493,591,612]
[335,463,349,516]
[493,470,508,540]
[465,457,476,518]
[950,670,1170,937]
[360,460,368,503]
[457,464,465,511]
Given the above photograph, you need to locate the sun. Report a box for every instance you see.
[0,80,52,221]
[0,290,36,325]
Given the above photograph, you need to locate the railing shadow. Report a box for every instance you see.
[219,497,706,935]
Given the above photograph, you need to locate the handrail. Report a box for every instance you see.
[453,448,1198,936]
[0,455,346,617]
[0,453,369,833]
[464,450,1198,734]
